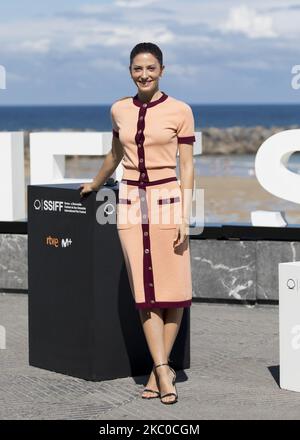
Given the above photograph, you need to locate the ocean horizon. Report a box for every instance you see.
[0,103,300,131]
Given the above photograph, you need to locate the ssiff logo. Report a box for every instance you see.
[34,199,63,212]
[46,236,72,248]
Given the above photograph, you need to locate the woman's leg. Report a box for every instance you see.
[139,308,165,397]
[163,307,184,362]
[139,307,184,402]
[156,307,184,402]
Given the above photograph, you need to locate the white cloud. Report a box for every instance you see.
[115,0,161,7]
[0,14,175,55]
[19,38,51,54]
[6,72,28,83]
[167,63,203,76]
[70,25,174,50]
[78,4,113,14]
[222,5,278,39]
[1,2,297,59]
[225,60,273,71]
[79,0,160,14]
[90,58,125,72]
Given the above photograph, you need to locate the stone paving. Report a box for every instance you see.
[1,293,300,420]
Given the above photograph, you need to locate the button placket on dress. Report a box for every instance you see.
[131,92,169,306]
[135,102,156,305]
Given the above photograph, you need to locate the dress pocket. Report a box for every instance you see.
[157,196,181,229]
[116,198,134,229]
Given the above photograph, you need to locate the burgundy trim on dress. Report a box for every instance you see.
[157,196,180,205]
[118,198,131,204]
[177,135,195,143]
[121,177,177,187]
[132,102,155,305]
[135,105,149,182]
[132,91,168,108]
[113,129,119,138]
[135,299,192,309]
[130,92,171,307]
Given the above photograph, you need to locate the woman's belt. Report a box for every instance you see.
[121,176,178,187]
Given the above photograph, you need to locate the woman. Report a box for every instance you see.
[79,42,195,405]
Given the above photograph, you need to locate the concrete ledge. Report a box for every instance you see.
[191,239,300,301]
[191,239,256,301]
[1,230,300,300]
[0,234,27,290]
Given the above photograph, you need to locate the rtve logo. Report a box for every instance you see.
[34,199,63,212]
[46,236,72,248]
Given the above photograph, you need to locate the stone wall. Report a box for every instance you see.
[1,233,299,301]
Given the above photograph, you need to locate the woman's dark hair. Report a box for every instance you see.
[130,42,163,68]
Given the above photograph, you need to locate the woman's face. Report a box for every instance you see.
[129,52,164,94]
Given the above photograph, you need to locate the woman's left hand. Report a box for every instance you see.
[173,219,189,248]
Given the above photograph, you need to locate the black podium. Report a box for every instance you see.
[27,182,190,381]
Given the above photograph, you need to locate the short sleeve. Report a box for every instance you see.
[177,103,196,144]
[110,103,119,139]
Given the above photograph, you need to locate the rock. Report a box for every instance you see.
[201,125,299,154]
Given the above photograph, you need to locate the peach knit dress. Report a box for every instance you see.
[111,91,195,309]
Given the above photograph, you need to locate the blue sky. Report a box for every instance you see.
[0,0,300,104]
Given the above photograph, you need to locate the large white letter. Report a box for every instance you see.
[255,129,300,204]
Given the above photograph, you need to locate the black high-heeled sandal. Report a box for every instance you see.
[141,366,160,399]
[154,362,178,404]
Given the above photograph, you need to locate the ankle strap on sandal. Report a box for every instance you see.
[154,362,169,369]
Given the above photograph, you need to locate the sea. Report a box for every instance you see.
[0,103,300,131]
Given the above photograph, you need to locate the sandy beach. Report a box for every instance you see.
[196,174,300,224]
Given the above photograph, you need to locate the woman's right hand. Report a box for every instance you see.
[79,182,97,198]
